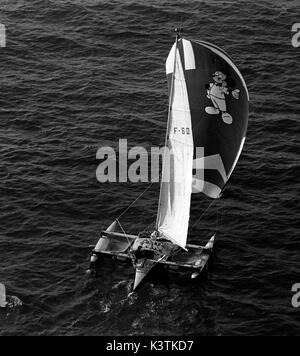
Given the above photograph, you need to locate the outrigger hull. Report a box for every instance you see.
[87,230,215,290]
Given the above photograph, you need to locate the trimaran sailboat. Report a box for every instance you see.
[87,29,249,291]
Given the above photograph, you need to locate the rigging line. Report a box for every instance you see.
[116,182,154,221]
[140,219,156,234]
[151,254,168,269]
[216,199,219,233]
[116,218,132,251]
[191,198,218,230]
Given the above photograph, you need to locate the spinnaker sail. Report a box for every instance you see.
[156,36,249,249]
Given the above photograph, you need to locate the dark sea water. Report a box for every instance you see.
[0,0,299,336]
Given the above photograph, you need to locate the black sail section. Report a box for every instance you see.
[168,38,249,198]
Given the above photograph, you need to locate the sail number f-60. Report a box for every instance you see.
[173,127,191,135]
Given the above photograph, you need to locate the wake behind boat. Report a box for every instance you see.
[87,28,249,290]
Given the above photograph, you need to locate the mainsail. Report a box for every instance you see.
[156,42,194,250]
[156,36,249,249]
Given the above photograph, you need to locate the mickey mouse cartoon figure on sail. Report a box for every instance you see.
[205,71,240,124]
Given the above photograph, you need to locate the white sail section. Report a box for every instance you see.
[166,43,176,74]
[192,154,226,198]
[157,49,194,250]
[182,39,196,70]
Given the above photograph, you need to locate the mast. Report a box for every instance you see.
[155,28,182,230]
